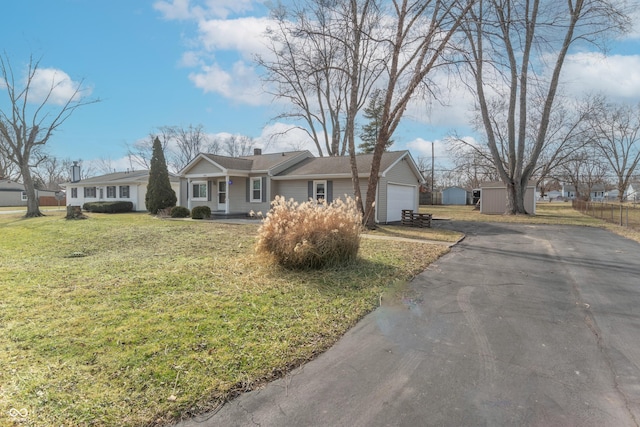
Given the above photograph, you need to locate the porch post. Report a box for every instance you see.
[187,179,192,210]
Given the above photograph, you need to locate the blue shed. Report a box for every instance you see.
[442,186,468,205]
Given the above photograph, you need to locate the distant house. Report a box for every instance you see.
[62,170,180,211]
[561,183,606,201]
[441,186,469,205]
[0,179,61,207]
[479,181,537,214]
[627,180,640,202]
[179,149,424,223]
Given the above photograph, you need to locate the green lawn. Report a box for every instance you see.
[0,212,451,426]
[3,203,636,426]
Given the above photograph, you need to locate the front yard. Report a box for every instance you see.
[0,212,452,426]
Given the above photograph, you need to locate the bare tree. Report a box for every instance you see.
[586,96,640,202]
[127,126,174,171]
[359,0,477,226]
[31,155,74,190]
[172,124,216,171]
[259,0,384,161]
[0,54,98,217]
[460,0,630,214]
[217,134,256,157]
[557,148,609,201]
[446,136,499,189]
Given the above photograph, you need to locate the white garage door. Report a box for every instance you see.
[386,184,417,222]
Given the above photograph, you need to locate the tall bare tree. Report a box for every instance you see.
[460,0,630,214]
[586,97,640,202]
[0,54,98,217]
[32,155,75,190]
[259,0,384,161]
[127,126,174,171]
[172,124,216,171]
[362,0,476,227]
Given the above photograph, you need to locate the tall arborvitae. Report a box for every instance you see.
[359,89,393,154]
[145,136,177,214]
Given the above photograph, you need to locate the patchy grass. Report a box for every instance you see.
[419,202,640,243]
[0,212,448,426]
[365,224,462,243]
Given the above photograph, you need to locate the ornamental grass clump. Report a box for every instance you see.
[256,195,363,269]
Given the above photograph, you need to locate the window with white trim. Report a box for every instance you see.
[21,191,27,201]
[106,186,116,198]
[314,180,327,202]
[191,181,208,201]
[119,185,130,198]
[71,188,78,198]
[251,177,262,202]
[84,187,97,198]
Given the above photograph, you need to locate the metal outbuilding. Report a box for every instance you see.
[441,186,469,205]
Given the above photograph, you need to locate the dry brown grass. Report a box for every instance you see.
[256,196,362,269]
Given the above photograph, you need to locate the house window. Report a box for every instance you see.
[71,188,78,198]
[84,187,96,198]
[314,180,327,202]
[21,191,27,201]
[106,186,116,198]
[251,177,262,202]
[191,181,208,201]
[119,185,130,198]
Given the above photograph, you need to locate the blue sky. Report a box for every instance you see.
[1,0,640,172]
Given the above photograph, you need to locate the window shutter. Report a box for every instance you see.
[208,180,212,201]
[262,177,267,202]
[308,181,313,199]
[246,178,250,203]
[327,180,333,202]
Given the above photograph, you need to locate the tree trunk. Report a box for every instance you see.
[21,165,43,218]
[505,179,528,214]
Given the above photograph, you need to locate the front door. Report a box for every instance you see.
[218,180,227,211]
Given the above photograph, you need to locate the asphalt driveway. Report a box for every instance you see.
[177,222,640,427]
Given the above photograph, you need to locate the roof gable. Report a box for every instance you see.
[180,150,313,176]
[274,151,420,180]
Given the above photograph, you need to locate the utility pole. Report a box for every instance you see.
[431,141,435,205]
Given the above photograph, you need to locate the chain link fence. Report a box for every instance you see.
[572,200,640,230]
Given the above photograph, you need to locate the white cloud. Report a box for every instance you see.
[561,52,640,100]
[256,122,318,154]
[197,17,271,58]
[188,60,267,105]
[154,0,258,20]
[406,137,451,160]
[29,68,88,105]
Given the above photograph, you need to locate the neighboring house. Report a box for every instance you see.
[0,179,60,207]
[561,183,606,201]
[627,180,640,202]
[441,186,468,205]
[179,149,424,223]
[479,181,537,214]
[62,170,180,211]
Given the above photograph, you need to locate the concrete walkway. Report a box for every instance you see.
[169,221,640,426]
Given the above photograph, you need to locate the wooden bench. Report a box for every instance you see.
[401,209,432,228]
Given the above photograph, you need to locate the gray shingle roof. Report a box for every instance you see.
[64,170,179,185]
[276,151,407,177]
[200,151,310,172]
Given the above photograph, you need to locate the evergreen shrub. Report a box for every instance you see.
[191,205,211,220]
[256,195,362,269]
[82,201,133,213]
[171,206,191,218]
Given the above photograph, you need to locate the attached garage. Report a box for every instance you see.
[386,183,417,222]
